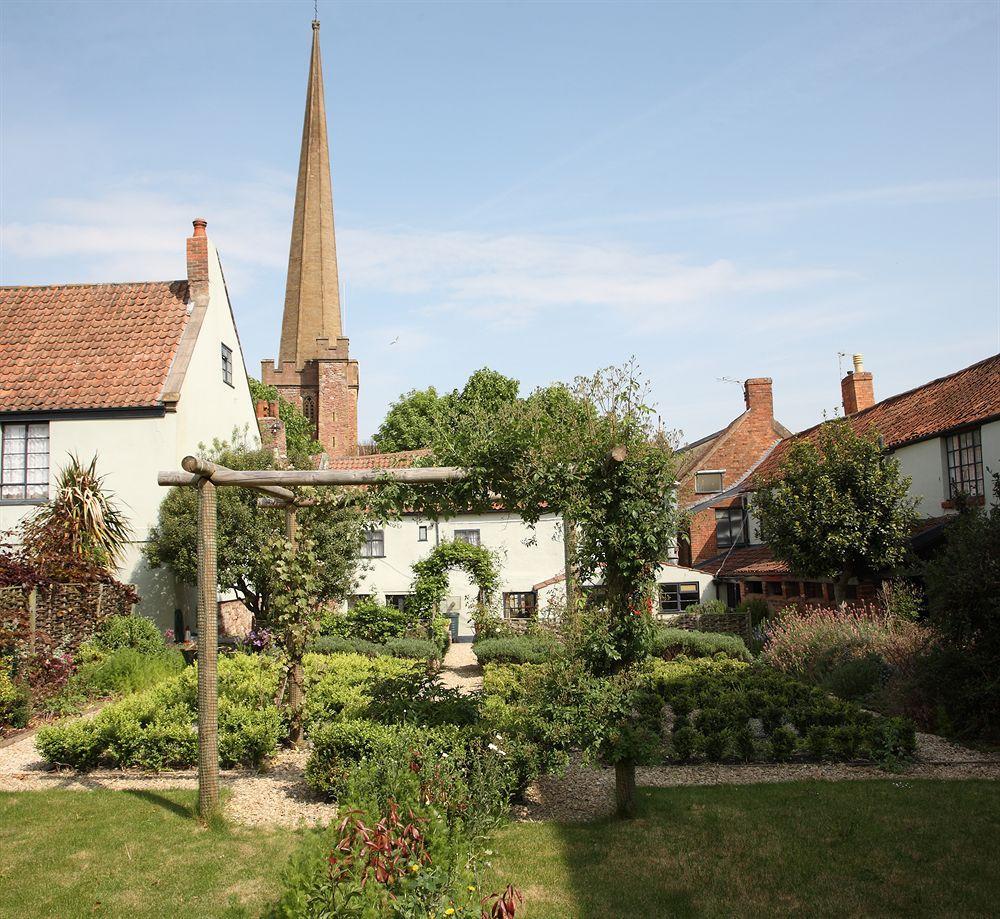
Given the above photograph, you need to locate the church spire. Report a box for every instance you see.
[278,19,342,368]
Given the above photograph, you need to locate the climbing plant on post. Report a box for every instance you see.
[408,539,500,623]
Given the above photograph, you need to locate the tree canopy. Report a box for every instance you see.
[372,368,520,453]
[751,419,917,601]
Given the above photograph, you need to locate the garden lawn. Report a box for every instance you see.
[483,780,1000,919]
[0,789,300,918]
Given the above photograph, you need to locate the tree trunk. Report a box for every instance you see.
[288,655,305,748]
[196,478,220,819]
[615,761,637,818]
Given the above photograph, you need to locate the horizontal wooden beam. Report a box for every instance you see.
[159,456,468,500]
[216,467,467,487]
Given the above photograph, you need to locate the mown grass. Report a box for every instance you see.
[0,789,300,918]
[482,780,1000,918]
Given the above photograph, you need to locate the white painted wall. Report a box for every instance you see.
[0,236,260,631]
[655,563,720,604]
[355,512,566,638]
[893,418,999,515]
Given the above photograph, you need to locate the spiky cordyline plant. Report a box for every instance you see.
[23,454,133,571]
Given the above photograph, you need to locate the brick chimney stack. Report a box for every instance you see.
[186,218,210,309]
[841,353,875,415]
[744,377,774,418]
[255,400,287,462]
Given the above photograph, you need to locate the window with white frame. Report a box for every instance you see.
[454,529,480,546]
[418,525,428,542]
[945,427,984,499]
[1,423,49,502]
[503,591,537,619]
[695,470,724,494]
[362,529,385,558]
[221,343,234,386]
[659,582,700,613]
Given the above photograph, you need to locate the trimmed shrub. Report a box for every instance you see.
[382,637,440,661]
[305,718,466,799]
[474,634,563,665]
[36,653,281,770]
[321,598,412,644]
[651,627,751,662]
[309,635,383,657]
[92,615,164,654]
[685,599,728,616]
[72,647,185,697]
[0,667,30,730]
[302,652,417,729]
[649,657,915,765]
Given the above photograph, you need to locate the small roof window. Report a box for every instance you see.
[695,470,724,494]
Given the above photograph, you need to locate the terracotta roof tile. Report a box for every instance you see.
[0,281,190,413]
[752,353,1000,484]
[323,449,431,470]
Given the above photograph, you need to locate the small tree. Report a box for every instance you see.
[146,433,367,625]
[752,419,917,603]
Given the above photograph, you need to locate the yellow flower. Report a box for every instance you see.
[467,885,476,892]
[445,910,455,916]
[409,863,420,873]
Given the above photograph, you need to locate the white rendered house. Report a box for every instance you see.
[0,219,260,629]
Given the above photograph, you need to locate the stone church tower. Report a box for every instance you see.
[262,20,359,457]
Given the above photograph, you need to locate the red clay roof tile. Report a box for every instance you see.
[0,281,190,412]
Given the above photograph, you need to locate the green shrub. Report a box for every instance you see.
[474,634,563,665]
[364,667,480,727]
[36,653,282,770]
[738,597,771,627]
[0,667,30,730]
[649,657,915,765]
[429,615,451,655]
[305,718,465,799]
[821,653,889,701]
[92,615,164,654]
[322,598,413,644]
[308,635,383,657]
[302,652,417,729]
[685,599,728,616]
[72,647,185,697]
[651,627,751,662]
[382,637,440,661]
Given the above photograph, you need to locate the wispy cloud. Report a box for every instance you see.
[540,180,1000,232]
[3,177,847,332]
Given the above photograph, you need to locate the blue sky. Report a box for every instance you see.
[2,0,998,443]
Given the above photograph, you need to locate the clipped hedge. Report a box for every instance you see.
[651,627,751,662]
[649,657,915,764]
[0,666,29,731]
[305,718,466,799]
[308,635,440,662]
[36,653,282,770]
[473,634,564,665]
[91,615,165,655]
[302,652,417,729]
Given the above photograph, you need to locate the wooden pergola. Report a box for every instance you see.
[158,455,467,816]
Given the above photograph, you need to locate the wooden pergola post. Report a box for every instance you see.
[284,504,306,748]
[196,476,220,817]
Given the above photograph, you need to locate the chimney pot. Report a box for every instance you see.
[192,218,207,237]
[841,357,875,414]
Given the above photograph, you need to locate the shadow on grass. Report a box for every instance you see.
[122,788,197,820]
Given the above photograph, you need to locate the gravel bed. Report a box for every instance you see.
[513,733,1000,823]
[438,642,483,693]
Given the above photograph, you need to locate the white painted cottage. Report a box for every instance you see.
[0,219,260,628]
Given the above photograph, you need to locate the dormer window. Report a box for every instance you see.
[695,470,724,494]
[945,427,984,499]
[221,343,233,387]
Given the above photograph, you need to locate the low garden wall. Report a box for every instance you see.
[0,581,136,654]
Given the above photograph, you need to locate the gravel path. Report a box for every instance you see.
[513,733,1000,822]
[438,641,483,693]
